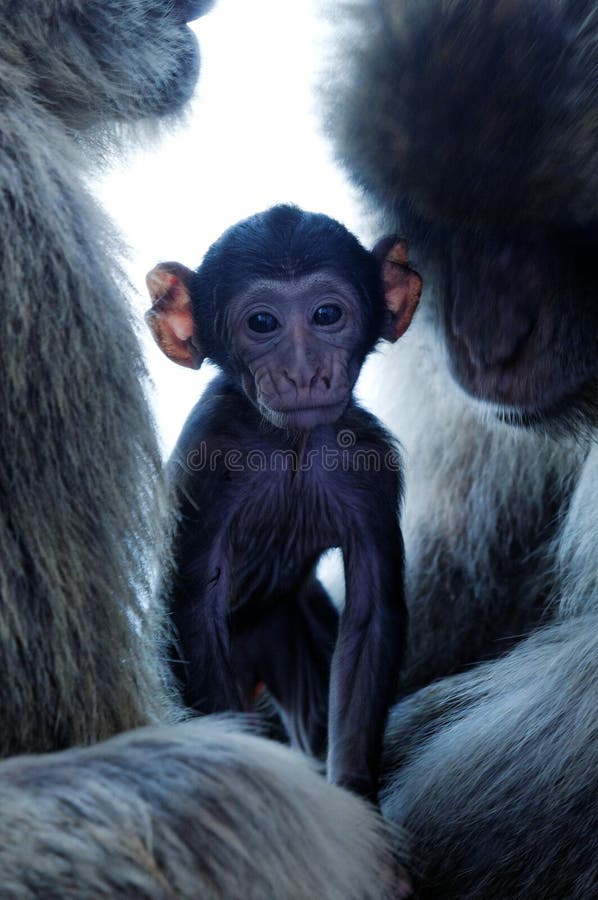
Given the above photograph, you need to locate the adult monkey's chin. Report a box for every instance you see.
[180,0,216,23]
[491,383,598,440]
[443,325,598,439]
[449,367,598,439]
[262,401,349,432]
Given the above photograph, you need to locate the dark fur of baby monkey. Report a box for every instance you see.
[146,204,422,800]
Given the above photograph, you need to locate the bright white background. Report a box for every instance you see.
[94,0,383,456]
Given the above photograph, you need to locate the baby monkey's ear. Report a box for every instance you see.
[145,262,204,369]
[373,237,423,342]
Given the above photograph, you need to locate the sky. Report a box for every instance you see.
[94,0,377,457]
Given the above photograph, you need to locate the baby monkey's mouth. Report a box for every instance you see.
[261,400,349,431]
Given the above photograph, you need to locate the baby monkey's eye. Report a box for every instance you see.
[313,304,342,326]
[248,312,279,333]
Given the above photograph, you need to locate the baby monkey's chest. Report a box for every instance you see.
[228,469,344,599]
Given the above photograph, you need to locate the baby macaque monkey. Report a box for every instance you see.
[146,205,422,800]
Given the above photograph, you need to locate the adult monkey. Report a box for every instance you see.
[0,0,207,755]
[0,2,406,896]
[326,0,598,897]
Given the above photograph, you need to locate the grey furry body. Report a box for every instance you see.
[375,299,597,899]
[329,306,584,688]
[383,610,598,899]
[0,2,400,896]
[0,0,191,756]
[0,718,398,900]
[373,305,587,693]
[326,1,598,896]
